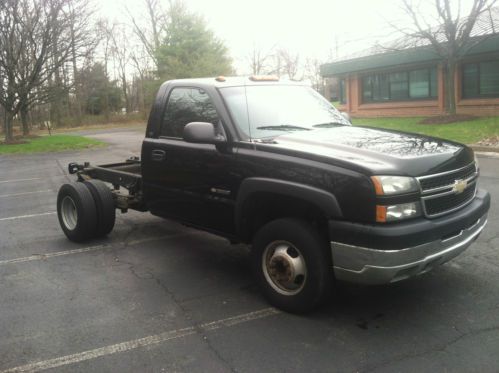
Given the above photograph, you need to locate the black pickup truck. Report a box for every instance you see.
[57,76,490,313]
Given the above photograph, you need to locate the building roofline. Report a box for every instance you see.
[321,33,499,77]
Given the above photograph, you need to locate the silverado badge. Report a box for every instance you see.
[453,179,468,194]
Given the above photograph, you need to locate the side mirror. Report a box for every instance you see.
[183,122,226,144]
[340,112,351,123]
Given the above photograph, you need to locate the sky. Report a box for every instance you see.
[98,0,481,74]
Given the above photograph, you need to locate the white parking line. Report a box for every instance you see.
[0,244,108,265]
[0,233,192,266]
[0,307,281,373]
[0,177,42,184]
[0,212,57,222]
[0,190,53,198]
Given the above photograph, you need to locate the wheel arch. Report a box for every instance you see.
[235,177,342,242]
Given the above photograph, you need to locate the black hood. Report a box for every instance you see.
[258,126,474,176]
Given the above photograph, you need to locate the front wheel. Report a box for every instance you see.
[251,218,333,313]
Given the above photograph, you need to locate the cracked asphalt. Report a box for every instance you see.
[0,128,498,372]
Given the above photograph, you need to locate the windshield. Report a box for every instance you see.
[219,85,350,140]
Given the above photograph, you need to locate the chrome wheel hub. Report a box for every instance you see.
[61,196,77,230]
[262,241,307,295]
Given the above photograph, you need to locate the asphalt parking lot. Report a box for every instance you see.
[0,128,498,372]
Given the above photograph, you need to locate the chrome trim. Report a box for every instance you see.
[331,215,487,285]
[420,173,478,196]
[421,184,477,218]
[416,162,476,181]
[416,162,478,218]
[421,179,477,200]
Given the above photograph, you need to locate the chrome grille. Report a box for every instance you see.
[417,162,478,218]
[419,163,477,192]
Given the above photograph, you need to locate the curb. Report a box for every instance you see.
[470,145,499,154]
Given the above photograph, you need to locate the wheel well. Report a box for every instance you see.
[240,192,329,243]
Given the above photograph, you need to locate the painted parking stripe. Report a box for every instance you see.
[0,212,57,222]
[0,307,281,373]
[0,190,53,198]
[0,234,189,266]
[0,177,42,184]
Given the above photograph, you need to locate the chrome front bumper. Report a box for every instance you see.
[331,215,488,285]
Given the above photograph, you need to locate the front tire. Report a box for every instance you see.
[251,218,333,313]
[57,182,98,242]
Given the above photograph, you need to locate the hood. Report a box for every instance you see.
[258,126,473,176]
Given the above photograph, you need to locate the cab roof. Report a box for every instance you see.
[165,76,309,89]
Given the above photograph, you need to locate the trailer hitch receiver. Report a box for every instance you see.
[68,162,83,174]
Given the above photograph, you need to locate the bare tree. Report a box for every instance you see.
[275,48,301,80]
[304,58,324,93]
[396,0,497,114]
[0,0,97,141]
[127,0,168,73]
[247,44,275,75]
[110,24,132,113]
[67,0,97,125]
[96,19,115,120]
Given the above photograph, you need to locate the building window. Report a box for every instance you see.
[339,79,347,104]
[362,67,437,102]
[462,60,499,98]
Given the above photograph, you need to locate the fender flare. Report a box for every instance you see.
[235,177,343,239]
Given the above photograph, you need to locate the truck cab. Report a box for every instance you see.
[59,76,490,313]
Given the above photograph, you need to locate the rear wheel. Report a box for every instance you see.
[57,182,98,242]
[83,179,116,237]
[251,218,333,313]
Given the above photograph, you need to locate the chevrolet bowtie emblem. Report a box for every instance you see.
[452,179,468,194]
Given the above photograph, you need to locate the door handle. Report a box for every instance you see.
[151,149,166,161]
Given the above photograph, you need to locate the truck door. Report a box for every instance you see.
[142,86,238,235]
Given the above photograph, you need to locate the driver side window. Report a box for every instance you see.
[160,87,220,138]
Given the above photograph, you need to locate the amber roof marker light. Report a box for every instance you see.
[215,76,226,82]
[249,75,279,82]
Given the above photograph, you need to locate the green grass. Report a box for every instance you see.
[0,135,105,154]
[352,116,499,144]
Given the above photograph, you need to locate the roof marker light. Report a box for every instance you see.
[249,75,279,82]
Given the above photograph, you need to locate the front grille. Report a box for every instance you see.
[417,162,478,217]
[423,184,476,216]
[419,163,476,191]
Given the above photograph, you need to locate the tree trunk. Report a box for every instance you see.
[4,111,14,143]
[20,106,30,136]
[446,59,457,115]
[122,75,129,114]
[70,23,82,126]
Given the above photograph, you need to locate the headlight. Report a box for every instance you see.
[371,176,419,195]
[376,202,421,222]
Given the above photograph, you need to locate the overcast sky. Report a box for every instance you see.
[99,0,480,74]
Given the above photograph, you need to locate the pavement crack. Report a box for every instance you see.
[112,250,237,372]
[361,324,499,372]
[55,159,72,182]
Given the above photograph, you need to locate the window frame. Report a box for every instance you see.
[158,85,222,140]
[361,66,438,103]
[461,60,499,99]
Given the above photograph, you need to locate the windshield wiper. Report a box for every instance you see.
[256,125,311,131]
[312,122,348,128]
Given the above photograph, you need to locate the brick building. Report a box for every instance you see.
[321,34,499,118]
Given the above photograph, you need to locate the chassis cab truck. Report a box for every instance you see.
[57,76,490,313]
